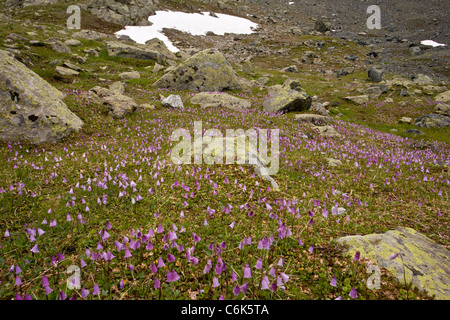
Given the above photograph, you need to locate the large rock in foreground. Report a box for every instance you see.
[190,92,251,110]
[336,227,450,299]
[262,79,312,113]
[0,50,83,144]
[153,49,242,92]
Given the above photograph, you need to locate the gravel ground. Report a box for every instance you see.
[241,0,450,81]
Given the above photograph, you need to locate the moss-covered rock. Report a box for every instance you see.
[0,50,83,144]
[336,227,450,299]
[262,79,312,113]
[153,49,242,92]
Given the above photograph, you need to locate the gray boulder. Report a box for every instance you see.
[106,41,174,65]
[311,125,341,137]
[368,65,384,82]
[0,50,83,144]
[314,17,331,33]
[55,66,79,76]
[415,114,450,128]
[262,79,312,113]
[283,65,298,73]
[153,49,242,92]
[84,85,137,119]
[409,46,421,55]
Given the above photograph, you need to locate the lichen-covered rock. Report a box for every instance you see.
[190,92,251,110]
[336,227,450,299]
[84,85,137,119]
[153,49,242,92]
[106,41,171,64]
[262,79,312,113]
[144,38,177,62]
[434,104,450,117]
[344,95,369,105]
[435,90,450,103]
[0,50,83,144]
[311,125,341,137]
[415,113,450,128]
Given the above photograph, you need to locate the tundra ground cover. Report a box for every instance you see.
[0,2,448,300]
[0,87,448,300]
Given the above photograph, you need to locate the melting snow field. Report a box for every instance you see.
[115,10,259,53]
[420,40,446,47]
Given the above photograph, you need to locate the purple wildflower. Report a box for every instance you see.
[243,264,251,278]
[330,275,337,287]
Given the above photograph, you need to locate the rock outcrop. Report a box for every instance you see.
[0,50,83,144]
[87,0,157,26]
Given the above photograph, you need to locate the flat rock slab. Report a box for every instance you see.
[190,92,251,110]
[295,113,331,123]
[344,95,369,105]
[336,227,450,299]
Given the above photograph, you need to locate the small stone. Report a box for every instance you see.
[404,129,425,135]
[119,71,140,80]
[161,95,184,109]
[409,46,421,55]
[399,117,413,124]
[64,39,82,47]
[344,95,369,105]
[55,66,79,76]
[283,65,298,73]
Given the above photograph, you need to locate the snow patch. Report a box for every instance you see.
[115,10,258,53]
[420,40,446,47]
